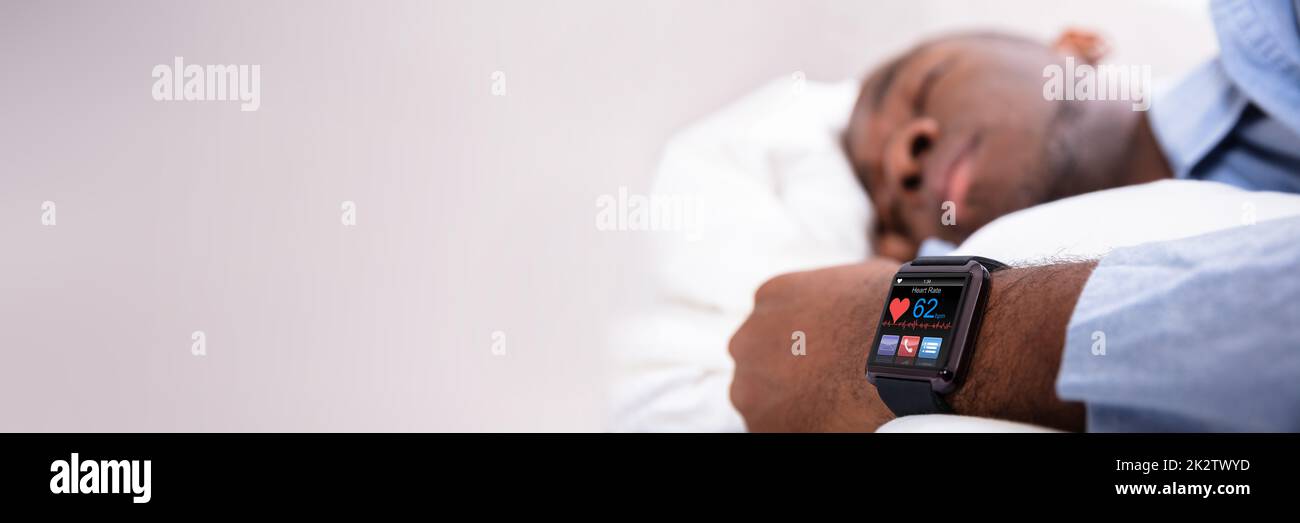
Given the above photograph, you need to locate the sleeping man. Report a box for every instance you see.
[846,30,1174,261]
[729,0,1300,432]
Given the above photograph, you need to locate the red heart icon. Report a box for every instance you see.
[888,298,910,322]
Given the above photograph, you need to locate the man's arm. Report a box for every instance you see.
[729,259,1095,432]
[948,262,1094,431]
[1056,216,1300,431]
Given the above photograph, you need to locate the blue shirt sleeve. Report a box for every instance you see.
[1149,0,1300,193]
[1056,215,1300,431]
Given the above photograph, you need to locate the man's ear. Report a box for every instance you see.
[1053,28,1109,65]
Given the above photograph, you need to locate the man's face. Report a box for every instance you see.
[845,36,1068,258]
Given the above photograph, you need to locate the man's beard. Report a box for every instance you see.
[1042,98,1084,203]
[954,112,1074,242]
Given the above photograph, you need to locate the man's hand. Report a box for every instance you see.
[728,259,900,432]
[729,258,1093,433]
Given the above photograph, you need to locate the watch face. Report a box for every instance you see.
[870,273,969,371]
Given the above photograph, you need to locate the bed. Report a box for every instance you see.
[606,77,1300,432]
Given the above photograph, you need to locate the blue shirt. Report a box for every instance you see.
[1057,0,1300,431]
[1058,215,1300,431]
[1149,0,1300,192]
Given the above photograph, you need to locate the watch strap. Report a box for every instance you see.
[876,377,951,416]
[910,255,1008,272]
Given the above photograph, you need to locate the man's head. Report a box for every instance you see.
[845,31,1147,260]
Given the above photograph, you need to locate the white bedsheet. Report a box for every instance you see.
[607,77,1300,433]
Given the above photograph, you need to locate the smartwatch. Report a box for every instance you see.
[865,255,1006,417]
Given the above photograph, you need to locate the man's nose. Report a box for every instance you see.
[884,117,939,194]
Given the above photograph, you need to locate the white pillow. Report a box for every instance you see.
[877,414,1062,433]
[607,78,868,432]
[953,179,1300,263]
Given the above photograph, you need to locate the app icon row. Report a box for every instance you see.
[878,335,941,359]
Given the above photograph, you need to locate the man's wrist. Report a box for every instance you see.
[945,261,1096,431]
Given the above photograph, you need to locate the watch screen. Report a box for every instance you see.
[871,274,968,369]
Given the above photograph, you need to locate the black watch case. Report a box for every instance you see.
[865,260,993,395]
